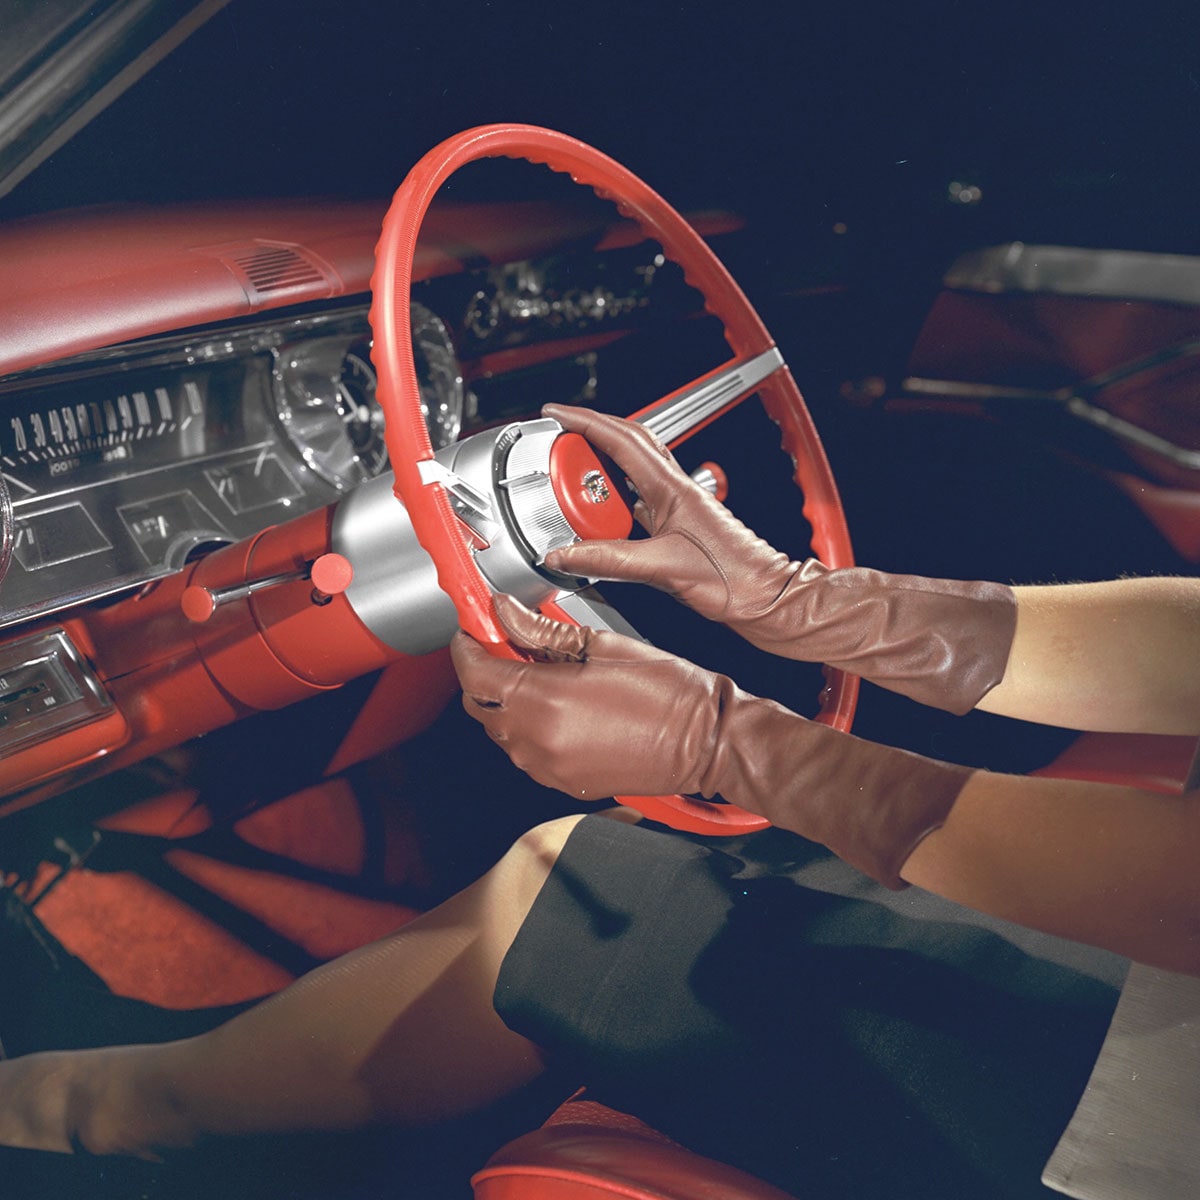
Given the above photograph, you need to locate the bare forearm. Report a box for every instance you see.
[977,577,1200,734]
[902,770,1200,974]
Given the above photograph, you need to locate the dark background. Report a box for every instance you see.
[10,0,1200,426]
[9,0,1200,257]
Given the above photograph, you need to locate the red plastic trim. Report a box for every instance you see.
[472,1164,680,1200]
[472,1122,795,1200]
[1032,731,1197,795]
[371,125,857,834]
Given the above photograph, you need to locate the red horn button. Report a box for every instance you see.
[548,432,634,542]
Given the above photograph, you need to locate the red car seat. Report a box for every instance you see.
[472,1097,794,1200]
[1032,731,1196,794]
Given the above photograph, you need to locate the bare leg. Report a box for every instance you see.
[0,813,589,1158]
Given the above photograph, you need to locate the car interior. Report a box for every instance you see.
[1,2,1199,1197]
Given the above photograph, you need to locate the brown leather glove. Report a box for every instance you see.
[542,404,1016,716]
[451,596,972,888]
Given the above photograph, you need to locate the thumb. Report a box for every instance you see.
[545,538,659,585]
[492,594,596,663]
[493,594,671,669]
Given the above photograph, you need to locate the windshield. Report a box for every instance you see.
[0,0,228,201]
[2,2,1197,262]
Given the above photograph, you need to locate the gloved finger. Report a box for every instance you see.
[543,404,687,505]
[549,530,732,614]
[491,593,602,662]
[492,593,597,663]
[449,629,529,707]
[544,537,663,586]
[495,593,678,670]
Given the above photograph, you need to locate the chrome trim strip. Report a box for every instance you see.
[902,377,1062,404]
[638,347,784,445]
[1064,397,1200,471]
[6,440,277,509]
[904,335,1200,472]
[943,242,1200,307]
[552,586,645,640]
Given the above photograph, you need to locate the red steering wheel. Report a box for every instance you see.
[370,124,858,834]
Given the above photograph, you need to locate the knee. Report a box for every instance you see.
[486,810,641,928]
[467,814,591,955]
[506,813,588,879]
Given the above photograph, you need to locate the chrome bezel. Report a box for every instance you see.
[270,301,464,491]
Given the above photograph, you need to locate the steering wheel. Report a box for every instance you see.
[370,124,857,835]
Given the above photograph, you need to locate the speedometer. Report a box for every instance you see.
[271,304,463,491]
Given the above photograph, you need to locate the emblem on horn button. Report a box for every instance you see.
[582,469,611,504]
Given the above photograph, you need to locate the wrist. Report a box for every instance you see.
[702,689,973,888]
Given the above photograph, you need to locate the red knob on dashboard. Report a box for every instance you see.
[310,552,354,598]
[181,585,218,624]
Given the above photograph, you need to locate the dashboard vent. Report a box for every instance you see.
[202,241,337,304]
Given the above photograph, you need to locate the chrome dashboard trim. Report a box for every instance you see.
[905,333,1200,472]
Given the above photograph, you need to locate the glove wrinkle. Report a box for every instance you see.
[706,694,972,889]
[543,407,1016,715]
[453,599,974,890]
[747,564,1017,715]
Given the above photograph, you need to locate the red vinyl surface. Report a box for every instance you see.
[473,1101,793,1200]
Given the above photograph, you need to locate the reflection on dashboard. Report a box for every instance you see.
[3,365,238,499]
[0,308,373,628]
[269,302,463,490]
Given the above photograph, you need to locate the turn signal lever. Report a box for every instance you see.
[181,552,354,624]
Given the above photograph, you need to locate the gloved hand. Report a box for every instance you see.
[542,404,1016,716]
[451,596,972,888]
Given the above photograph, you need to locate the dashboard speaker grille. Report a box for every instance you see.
[203,241,336,303]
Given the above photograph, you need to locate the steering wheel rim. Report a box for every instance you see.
[370,123,858,834]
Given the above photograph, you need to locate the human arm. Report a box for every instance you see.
[452,596,971,889]
[542,407,1200,733]
[899,577,1200,971]
[541,404,1015,716]
[902,769,1200,976]
[976,577,1200,734]
[454,598,1200,976]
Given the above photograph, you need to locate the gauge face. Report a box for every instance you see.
[334,348,389,478]
[272,338,385,490]
[272,305,463,491]
[1,376,215,496]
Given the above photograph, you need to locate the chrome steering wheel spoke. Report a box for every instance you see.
[636,347,785,447]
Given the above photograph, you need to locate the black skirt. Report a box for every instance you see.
[494,814,1126,1200]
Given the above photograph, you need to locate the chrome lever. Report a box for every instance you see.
[181,553,353,623]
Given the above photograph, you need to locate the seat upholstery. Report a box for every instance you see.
[1031,730,1196,793]
[472,1099,795,1200]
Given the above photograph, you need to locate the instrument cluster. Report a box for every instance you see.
[0,306,389,629]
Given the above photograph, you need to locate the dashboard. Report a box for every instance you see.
[0,197,726,803]
[0,233,701,630]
